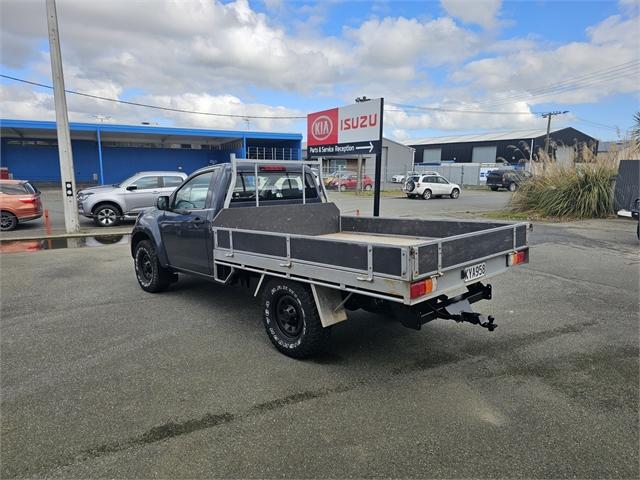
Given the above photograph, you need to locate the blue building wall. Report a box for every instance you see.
[1,139,101,182]
[100,146,242,184]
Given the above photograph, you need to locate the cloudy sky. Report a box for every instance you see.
[1,0,638,141]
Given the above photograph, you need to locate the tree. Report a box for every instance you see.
[633,112,640,143]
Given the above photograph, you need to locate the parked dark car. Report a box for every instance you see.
[486,170,532,192]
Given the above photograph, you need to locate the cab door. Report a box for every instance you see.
[159,170,217,274]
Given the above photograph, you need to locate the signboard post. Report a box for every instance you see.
[307,98,384,216]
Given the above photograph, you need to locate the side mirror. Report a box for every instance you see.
[156,196,170,211]
[126,185,137,191]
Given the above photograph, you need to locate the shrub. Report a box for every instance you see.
[510,150,617,219]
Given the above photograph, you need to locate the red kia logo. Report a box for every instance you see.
[312,115,333,141]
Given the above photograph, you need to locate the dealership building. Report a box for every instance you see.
[0,119,302,184]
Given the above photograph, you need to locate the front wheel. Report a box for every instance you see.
[508,183,517,192]
[364,184,372,191]
[262,279,330,358]
[134,240,172,293]
[422,189,432,200]
[94,204,121,227]
[450,188,460,199]
[0,211,18,231]
[339,184,347,192]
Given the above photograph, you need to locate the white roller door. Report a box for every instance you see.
[472,146,497,163]
[422,148,441,163]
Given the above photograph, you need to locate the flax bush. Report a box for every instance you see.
[510,148,618,219]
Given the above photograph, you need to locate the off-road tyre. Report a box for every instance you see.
[261,279,330,358]
[134,240,172,293]
[94,203,122,227]
[422,189,432,200]
[0,211,18,231]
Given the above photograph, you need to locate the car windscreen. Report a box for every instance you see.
[231,171,318,203]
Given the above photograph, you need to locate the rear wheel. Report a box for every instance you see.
[94,204,121,227]
[450,188,460,199]
[422,189,432,200]
[339,184,347,192]
[364,184,372,191]
[134,240,172,293]
[0,211,17,231]
[508,183,517,192]
[262,279,330,358]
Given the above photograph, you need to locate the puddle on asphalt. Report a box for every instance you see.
[0,235,130,254]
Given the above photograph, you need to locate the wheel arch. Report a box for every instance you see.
[92,200,123,216]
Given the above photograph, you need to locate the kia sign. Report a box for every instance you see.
[307,98,383,156]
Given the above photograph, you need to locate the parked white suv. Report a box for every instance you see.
[77,171,187,227]
[402,173,461,200]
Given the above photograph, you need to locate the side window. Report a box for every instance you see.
[163,176,184,188]
[425,176,437,183]
[437,177,449,184]
[0,184,29,195]
[173,171,213,210]
[134,176,161,189]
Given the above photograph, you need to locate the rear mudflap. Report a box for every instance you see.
[392,282,497,331]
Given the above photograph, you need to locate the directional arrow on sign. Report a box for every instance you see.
[355,141,374,153]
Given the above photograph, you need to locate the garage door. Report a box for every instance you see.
[422,148,441,163]
[472,146,497,163]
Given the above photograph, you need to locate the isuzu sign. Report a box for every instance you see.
[307,98,383,156]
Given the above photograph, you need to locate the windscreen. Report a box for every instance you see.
[231,171,318,203]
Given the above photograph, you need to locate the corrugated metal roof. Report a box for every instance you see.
[407,128,557,146]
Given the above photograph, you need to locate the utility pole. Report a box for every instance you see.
[46,0,79,233]
[541,110,569,160]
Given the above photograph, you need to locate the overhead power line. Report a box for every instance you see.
[0,74,307,119]
[467,60,640,108]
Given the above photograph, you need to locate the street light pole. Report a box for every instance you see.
[46,0,80,233]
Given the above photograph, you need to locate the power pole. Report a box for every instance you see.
[541,110,568,159]
[46,0,80,233]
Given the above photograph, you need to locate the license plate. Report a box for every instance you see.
[463,262,486,282]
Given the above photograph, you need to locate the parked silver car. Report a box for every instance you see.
[77,171,187,227]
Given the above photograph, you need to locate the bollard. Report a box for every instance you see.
[44,209,52,236]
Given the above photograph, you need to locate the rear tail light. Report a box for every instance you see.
[507,250,528,266]
[259,165,286,171]
[18,197,37,204]
[410,277,437,299]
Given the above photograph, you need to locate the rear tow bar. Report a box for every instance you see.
[396,282,497,331]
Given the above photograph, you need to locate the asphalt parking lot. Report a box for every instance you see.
[1,213,638,478]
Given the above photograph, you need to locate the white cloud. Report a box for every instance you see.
[450,13,640,106]
[441,0,503,29]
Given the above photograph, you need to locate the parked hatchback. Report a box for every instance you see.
[0,179,43,231]
[486,169,532,192]
[77,171,187,227]
[328,173,373,191]
[403,173,461,200]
